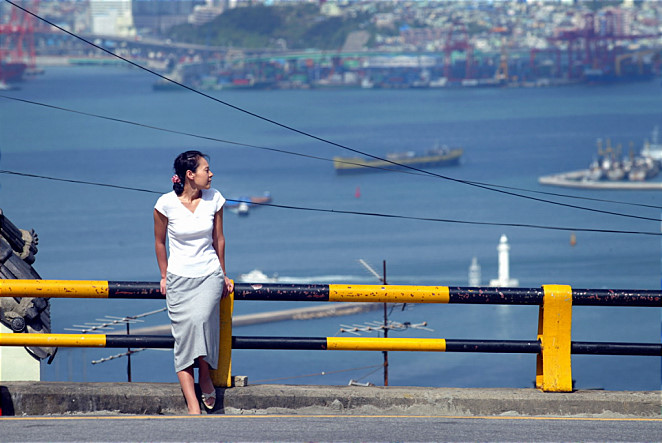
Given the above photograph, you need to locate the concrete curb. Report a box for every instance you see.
[1,382,660,417]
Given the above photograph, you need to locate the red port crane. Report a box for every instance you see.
[535,11,659,80]
[443,19,474,81]
[0,0,39,83]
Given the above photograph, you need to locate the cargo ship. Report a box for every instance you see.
[0,62,27,83]
[333,146,462,174]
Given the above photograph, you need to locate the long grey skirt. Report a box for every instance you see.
[166,267,224,372]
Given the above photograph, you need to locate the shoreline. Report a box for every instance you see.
[33,56,656,91]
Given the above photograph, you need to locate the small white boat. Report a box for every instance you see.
[0,81,18,91]
[238,269,279,283]
[236,201,249,216]
[226,192,272,216]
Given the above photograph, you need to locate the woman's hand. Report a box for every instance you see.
[154,209,169,296]
[222,275,234,298]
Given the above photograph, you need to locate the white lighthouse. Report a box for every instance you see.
[489,234,519,287]
[468,256,481,286]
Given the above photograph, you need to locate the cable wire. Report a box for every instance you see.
[6,0,662,222]
[5,93,661,213]
[0,94,417,173]
[356,364,386,383]
[1,169,660,236]
[252,364,383,383]
[2,94,661,224]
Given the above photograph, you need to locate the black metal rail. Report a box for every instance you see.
[96,335,662,356]
[2,280,659,306]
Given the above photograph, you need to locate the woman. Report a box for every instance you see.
[153,150,234,414]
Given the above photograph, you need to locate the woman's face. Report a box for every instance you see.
[189,156,213,190]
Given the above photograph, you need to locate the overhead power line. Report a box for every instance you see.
[5,0,662,222]
[2,94,661,223]
[1,169,660,236]
[0,94,406,173]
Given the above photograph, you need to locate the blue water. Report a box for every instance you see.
[1,66,660,390]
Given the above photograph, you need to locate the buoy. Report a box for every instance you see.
[570,232,577,246]
[355,186,361,198]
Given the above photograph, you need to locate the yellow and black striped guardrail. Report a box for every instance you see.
[1,279,660,306]
[1,279,660,392]
[0,333,658,355]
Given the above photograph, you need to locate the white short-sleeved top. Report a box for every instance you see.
[154,188,226,278]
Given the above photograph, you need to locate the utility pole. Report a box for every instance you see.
[358,258,389,386]
[126,322,132,382]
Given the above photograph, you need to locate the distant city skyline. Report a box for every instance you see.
[56,1,660,45]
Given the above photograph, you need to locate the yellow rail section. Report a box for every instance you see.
[537,284,573,392]
[0,333,450,352]
[329,284,450,303]
[327,337,447,352]
[0,279,110,298]
[0,333,106,347]
[0,280,455,303]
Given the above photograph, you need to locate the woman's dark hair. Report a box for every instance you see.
[173,150,209,195]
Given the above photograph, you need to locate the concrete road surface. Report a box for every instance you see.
[1,414,660,441]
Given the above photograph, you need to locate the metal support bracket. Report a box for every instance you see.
[211,283,234,388]
[536,284,573,392]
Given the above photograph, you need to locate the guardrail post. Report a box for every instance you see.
[210,283,234,388]
[536,284,573,392]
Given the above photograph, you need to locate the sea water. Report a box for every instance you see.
[0,66,660,389]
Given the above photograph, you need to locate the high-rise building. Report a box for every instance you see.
[131,0,206,36]
[89,0,136,37]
